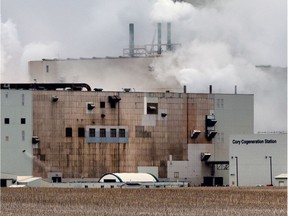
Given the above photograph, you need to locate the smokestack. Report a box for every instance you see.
[209,85,212,94]
[157,23,162,54]
[129,23,134,57]
[235,85,237,94]
[167,22,172,51]
[184,85,187,93]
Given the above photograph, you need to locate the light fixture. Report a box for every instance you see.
[161,113,167,117]
[206,131,217,141]
[201,152,211,161]
[191,130,201,139]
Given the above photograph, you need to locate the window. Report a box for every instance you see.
[22,130,25,141]
[4,118,9,124]
[110,129,117,137]
[66,127,72,137]
[147,103,158,114]
[174,172,179,179]
[46,65,49,73]
[100,101,105,108]
[78,128,85,137]
[21,118,26,124]
[100,128,106,137]
[119,129,126,138]
[40,154,46,161]
[22,94,25,106]
[89,128,96,137]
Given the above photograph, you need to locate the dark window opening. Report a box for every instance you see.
[110,129,117,137]
[78,128,85,137]
[4,118,9,124]
[119,129,126,138]
[46,65,49,73]
[147,103,158,114]
[100,101,105,108]
[89,128,96,137]
[52,176,62,183]
[66,127,72,137]
[100,128,106,138]
[21,118,26,124]
[40,154,46,161]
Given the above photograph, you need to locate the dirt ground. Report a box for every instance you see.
[1,187,287,215]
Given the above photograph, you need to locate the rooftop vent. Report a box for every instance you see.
[94,88,103,92]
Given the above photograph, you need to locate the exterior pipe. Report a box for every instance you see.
[129,23,134,57]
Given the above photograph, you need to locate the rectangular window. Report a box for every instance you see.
[100,128,106,138]
[46,65,49,73]
[174,172,179,179]
[4,118,9,124]
[66,127,72,137]
[147,103,158,114]
[22,94,25,106]
[119,129,126,138]
[110,129,117,137]
[21,118,26,124]
[78,128,85,137]
[40,154,46,161]
[100,101,105,108]
[89,128,96,137]
[22,130,25,141]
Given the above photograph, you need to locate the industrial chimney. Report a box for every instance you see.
[129,23,134,57]
[167,22,172,51]
[157,23,162,54]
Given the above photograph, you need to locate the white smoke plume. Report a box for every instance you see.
[150,0,287,132]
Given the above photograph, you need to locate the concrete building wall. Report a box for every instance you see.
[167,144,214,186]
[229,133,287,186]
[213,94,254,183]
[29,57,181,92]
[32,90,217,178]
[1,90,33,176]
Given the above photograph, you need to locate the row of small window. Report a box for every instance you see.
[4,118,26,124]
[65,127,126,138]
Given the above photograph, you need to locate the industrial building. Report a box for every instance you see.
[1,83,256,186]
[229,133,287,187]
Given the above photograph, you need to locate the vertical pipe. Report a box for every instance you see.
[157,23,162,54]
[129,23,134,57]
[269,156,273,185]
[167,22,172,51]
[235,156,239,186]
[209,85,212,94]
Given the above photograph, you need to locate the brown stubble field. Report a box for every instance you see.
[0,187,287,215]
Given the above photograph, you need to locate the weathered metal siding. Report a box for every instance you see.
[32,91,214,178]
